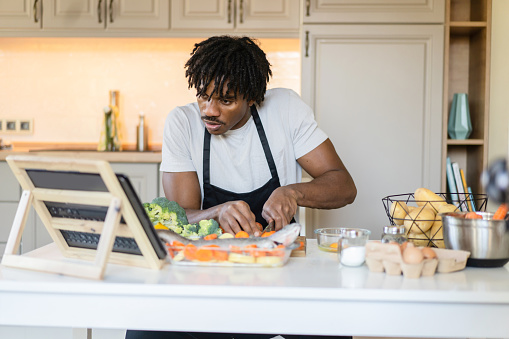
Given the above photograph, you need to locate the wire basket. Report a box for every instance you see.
[382,193,488,248]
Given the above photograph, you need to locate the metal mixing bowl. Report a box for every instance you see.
[441,212,509,267]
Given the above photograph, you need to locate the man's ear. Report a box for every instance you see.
[248,100,255,107]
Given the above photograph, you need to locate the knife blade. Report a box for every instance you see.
[262,220,275,234]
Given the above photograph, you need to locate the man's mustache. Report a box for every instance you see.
[201,116,225,125]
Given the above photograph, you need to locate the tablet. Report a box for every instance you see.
[24,168,167,259]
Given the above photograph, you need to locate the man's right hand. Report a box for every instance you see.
[217,200,260,236]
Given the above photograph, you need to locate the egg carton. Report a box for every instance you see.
[365,241,470,278]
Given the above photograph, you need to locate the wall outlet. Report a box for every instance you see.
[0,118,34,134]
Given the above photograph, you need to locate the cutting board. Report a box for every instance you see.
[290,236,306,257]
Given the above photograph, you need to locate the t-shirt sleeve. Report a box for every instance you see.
[286,89,328,159]
[160,107,197,173]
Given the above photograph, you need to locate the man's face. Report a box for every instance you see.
[197,81,253,135]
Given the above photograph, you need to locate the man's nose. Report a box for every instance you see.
[203,99,220,117]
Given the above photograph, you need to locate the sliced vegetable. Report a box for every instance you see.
[183,243,197,261]
[493,203,508,220]
[261,231,275,237]
[204,233,218,240]
[194,247,214,262]
[235,231,249,238]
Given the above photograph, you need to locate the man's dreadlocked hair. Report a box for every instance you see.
[185,36,272,105]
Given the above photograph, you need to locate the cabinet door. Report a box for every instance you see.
[171,0,234,30]
[0,162,20,202]
[236,0,300,31]
[0,0,41,29]
[43,0,105,30]
[107,0,170,30]
[303,0,445,24]
[302,25,444,239]
[110,163,159,203]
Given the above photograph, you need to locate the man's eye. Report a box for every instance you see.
[221,99,232,104]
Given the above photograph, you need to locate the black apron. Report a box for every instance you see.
[202,105,292,227]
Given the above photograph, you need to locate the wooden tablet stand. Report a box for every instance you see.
[1,155,165,280]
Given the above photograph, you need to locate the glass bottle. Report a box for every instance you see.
[381,225,407,244]
[136,112,148,151]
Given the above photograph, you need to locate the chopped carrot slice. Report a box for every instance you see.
[194,247,214,261]
[261,231,275,237]
[229,245,242,254]
[329,243,338,249]
[204,233,218,240]
[183,244,197,261]
[171,240,185,247]
[235,231,249,238]
[493,203,508,220]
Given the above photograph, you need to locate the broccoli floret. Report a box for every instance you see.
[181,223,199,238]
[197,219,221,237]
[144,203,163,223]
[168,225,183,234]
[143,197,189,227]
[151,197,188,226]
[183,223,198,234]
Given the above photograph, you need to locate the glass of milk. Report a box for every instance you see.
[337,228,371,267]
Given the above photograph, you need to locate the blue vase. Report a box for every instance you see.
[448,93,472,139]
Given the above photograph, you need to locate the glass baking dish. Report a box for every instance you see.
[166,242,292,267]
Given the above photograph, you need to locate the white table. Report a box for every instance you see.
[1,240,509,338]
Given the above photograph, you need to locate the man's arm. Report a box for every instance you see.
[262,138,356,230]
[162,172,260,235]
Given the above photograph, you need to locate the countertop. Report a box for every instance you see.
[0,143,162,163]
[1,240,509,338]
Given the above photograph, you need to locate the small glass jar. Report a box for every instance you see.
[337,228,371,267]
[381,225,407,244]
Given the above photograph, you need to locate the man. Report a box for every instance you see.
[161,35,356,236]
[126,35,356,339]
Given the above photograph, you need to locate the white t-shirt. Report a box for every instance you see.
[160,88,328,202]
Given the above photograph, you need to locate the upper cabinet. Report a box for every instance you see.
[43,0,170,31]
[303,0,445,23]
[170,0,300,36]
[0,0,170,34]
[0,0,41,29]
[0,0,299,37]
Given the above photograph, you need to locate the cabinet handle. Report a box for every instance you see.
[109,0,114,23]
[98,0,103,23]
[239,0,244,24]
[227,0,232,23]
[33,0,39,23]
[306,0,310,16]
[305,31,309,57]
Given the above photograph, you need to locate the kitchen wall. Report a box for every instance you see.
[0,37,300,148]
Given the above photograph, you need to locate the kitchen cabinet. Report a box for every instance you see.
[0,0,41,29]
[303,0,445,23]
[440,0,491,197]
[301,24,444,239]
[0,0,170,33]
[43,0,170,31]
[0,162,22,259]
[170,0,300,36]
[0,160,161,254]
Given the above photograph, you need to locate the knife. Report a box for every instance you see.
[262,220,275,234]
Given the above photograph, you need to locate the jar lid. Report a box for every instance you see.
[383,225,406,235]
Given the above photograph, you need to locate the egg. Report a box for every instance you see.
[400,241,413,253]
[421,247,437,259]
[402,247,424,264]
